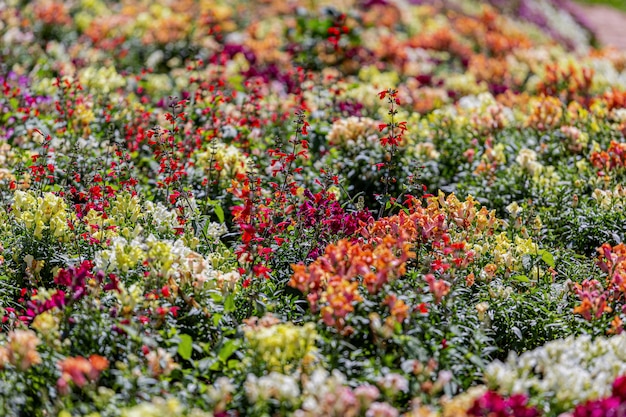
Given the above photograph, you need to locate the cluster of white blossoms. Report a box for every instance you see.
[143,200,179,233]
[95,234,239,290]
[592,185,626,211]
[245,372,301,404]
[515,148,560,188]
[484,333,626,410]
[120,397,211,417]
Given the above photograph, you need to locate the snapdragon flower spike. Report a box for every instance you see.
[574,243,626,325]
[297,188,372,259]
[25,261,99,318]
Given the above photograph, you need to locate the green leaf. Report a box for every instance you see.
[206,199,225,223]
[218,339,240,362]
[224,293,236,313]
[213,203,225,223]
[213,313,223,327]
[538,249,555,268]
[178,334,193,360]
[512,275,529,283]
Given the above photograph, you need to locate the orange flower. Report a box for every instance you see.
[5,329,41,371]
[89,354,109,372]
[384,294,409,324]
[590,141,626,172]
[290,221,414,330]
[573,279,611,321]
[57,354,109,394]
[526,96,564,131]
[466,272,475,287]
[609,315,623,335]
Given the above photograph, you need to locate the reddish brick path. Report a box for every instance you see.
[570,3,626,50]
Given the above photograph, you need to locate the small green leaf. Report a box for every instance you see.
[218,339,240,362]
[224,294,236,313]
[539,249,555,268]
[178,334,193,360]
[206,200,225,223]
[213,313,223,327]
[512,275,529,283]
[213,204,225,223]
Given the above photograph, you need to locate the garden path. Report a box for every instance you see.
[570,3,626,50]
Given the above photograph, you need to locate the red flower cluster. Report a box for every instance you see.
[468,391,539,417]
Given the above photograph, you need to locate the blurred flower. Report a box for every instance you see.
[366,402,399,417]
[0,329,41,371]
[145,347,179,377]
[244,318,318,373]
[57,354,109,394]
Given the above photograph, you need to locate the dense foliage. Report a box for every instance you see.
[1,0,626,415]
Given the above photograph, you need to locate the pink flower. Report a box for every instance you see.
[366,402,399,417]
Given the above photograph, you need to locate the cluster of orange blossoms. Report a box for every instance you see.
[537,63,594,105]
[590,141,626,173]
[290,235,414,330]
[57,354,109,395]
[290,192,498,331]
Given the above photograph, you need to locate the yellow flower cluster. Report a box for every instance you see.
[515,148,560,188]
[244,319,318,373]
[97,235,180,275]
[109,192,143,231]
[472,233,538,273]
[79,66,126,94]
[84,192,182,242]
[194,142,250,185]
[31,311,61,343]
[96,234,237,291]
[444,73,488,97]
[12,190,71,241]
[102,237,146,273]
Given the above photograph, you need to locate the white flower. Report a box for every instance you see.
[378,373,408,393]
[245,372,300,403]
[485,333,626,409]
[506,202,523,218]
[516,148,542,175]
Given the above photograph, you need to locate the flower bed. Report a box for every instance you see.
[1,0,626,415]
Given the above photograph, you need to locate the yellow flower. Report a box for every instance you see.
[32,311,61,343]
[514,236,538,256]
[12,191,70,242]
[505,202,522,218]
[110,192,143,224]
[244,319,318,373]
